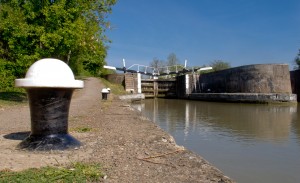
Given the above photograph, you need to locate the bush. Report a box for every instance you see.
[0,61,16,91]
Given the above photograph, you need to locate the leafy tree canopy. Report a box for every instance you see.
[0,0,116,90]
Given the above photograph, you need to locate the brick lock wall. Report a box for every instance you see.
[199,64,292,94]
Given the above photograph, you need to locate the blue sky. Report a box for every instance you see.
[105,0,300,69]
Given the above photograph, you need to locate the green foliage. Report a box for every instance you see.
[294,49,300,70]
[0,61,15,90]
[0,59,30,90]
[210,60,231,71]
[0,162,104,183]
[100,67,116,77]
[0,0,117,90]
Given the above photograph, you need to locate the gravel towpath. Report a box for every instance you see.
[0,77,234,183]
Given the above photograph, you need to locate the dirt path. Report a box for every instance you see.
[0,77,234,182]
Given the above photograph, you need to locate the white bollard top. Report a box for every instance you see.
[101,88,109,93]
[15,58,84,88]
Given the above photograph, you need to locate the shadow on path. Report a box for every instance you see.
[3,131,30,140]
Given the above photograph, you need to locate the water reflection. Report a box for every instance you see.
[134,99,296,143]
[292,106,300,144]
[132,99,300,183]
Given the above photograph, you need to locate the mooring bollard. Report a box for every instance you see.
[15,58,84,150]
[107,88,111,94]
[101,88,109,100]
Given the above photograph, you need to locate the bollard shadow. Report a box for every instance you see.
[3,131,30,140]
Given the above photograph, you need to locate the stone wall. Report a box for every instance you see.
[105,73,138,93]
[290,70,300,101]
[176,75,187,98]
[124,73,138,93]
[175,74,200,98]
[199,64,292,93]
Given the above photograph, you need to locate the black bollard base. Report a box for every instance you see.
[17,134,81,151]
[17,88,82,151]
[102,93,108,100]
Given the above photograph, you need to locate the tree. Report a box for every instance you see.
[294,49,300,70]
[167,53,179,72]
[150,57,165,74]
[0,0,116,90]
[210,60,231,71]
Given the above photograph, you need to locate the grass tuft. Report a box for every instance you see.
[0,162,104,183]
[72,127,93,133]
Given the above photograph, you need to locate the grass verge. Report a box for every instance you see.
[100,78,127,95]
[0,162,104,183]
[0,91,27,107]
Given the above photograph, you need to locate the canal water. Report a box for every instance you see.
[131,99,300,183]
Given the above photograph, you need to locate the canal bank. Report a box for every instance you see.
[188,93,297,103]
[0,77,233,182]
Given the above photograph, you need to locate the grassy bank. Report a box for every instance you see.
[0,162,104,183]
[100,77,127,95]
